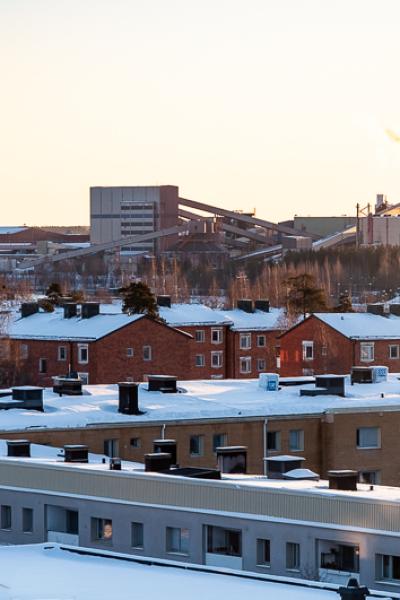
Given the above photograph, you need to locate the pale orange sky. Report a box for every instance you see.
[1,0,400,225]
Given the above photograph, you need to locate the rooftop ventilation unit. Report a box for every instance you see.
[64,445,89,463]
[144,452,172,472]
[148,375,177,393]
[11,386,44,411]
[254,299,270,313]
[63,303,78,319]
[389,304,400,317]
[283,468,319,481]
[366,304,384,316]
[81,302,100,319]
[153,439,177,466]
[264,455,306,479]
[157,295,171,308]
[237,299,253,313]
[20,302,39,318]
[216,446,247,474]
[7,439,31,457]
[300,375,346,397]
[52,376,82,396]
[109,457,122,471]
[118,382,140,415]
[328,470,358,491]
[350,366,388,384]
[258,373,279,391]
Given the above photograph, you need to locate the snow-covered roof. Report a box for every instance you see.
[314,312,400,339]
[214,307,284,331]
[0,544,336,600]
[0,226,27,235]
[158,303,230,326]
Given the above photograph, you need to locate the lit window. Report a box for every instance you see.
[78,344,89,364]
[240,333,251,349]
[166,527,190,554]
[92,518,113,541]
[143,346,152,361]
[302,341,314,361]
[240,357,252,374]
[360,342,374,362]
[211,328,223,344]
[356,427,380,449]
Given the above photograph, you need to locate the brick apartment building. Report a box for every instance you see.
[9,298,283,385]
[280,307,400,377]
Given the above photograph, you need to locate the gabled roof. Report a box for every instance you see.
[213,307,284,331]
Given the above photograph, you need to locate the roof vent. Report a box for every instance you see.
[153,439,177,466]
[300,375,346,398]
[81,302,100,319]
[7,440,31,457]
[63,303,78,319]
[20,302,39,318]
[254,299,270,313]
[12,386,44,411]
[328,470,358,491]
[389,304,400,317]
[148,375,177,393]
[366,303,384,316]
[109,457,122,470]
[258,373,279,391]
[283,468,319,481]
[216,446,247,474]
[144,452,172,472]
[157,295,171,308]
[53,376,82,396]
[64,444,89,463]
[350,366,388,384]
[237,299,253,313]
[118,382,140,415]
[264,455,306,479]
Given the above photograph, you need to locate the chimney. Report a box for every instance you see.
[216,446,247,474]
[254,300,270,313]
[153,439,177,466]
[20,302,39,318]
[81,303,100,319]
[7,440,31,457]
[157,295,171,308]
[118,382,140,415]
[64,444,89,463]
[144,452,172,472]
[63,303,78,319]
[366,304,384,316]
[237,299,253,313]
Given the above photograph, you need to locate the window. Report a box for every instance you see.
[211,328,223,344]
[257,335,266,348]
[195,330,205,343]
[143,346,152,361]
[289,430,304,452]
[20,344,28,360]
[39,358,47,374]
[66,510,79,534]
[211,351,223,368]
[127,347,134,357]
[130,437,141,448]
[190,435,204,456]
[195,354,205,367]
[358,470,381,484]
[78,344,89,364]
[77,372,89,385]
[360,342,374,362]
[58,346,67,361]
[104,439,119,457]
[356,427,380,449]
[131,522,144,548]
[240,357,252,374]
[166,527,190,554]
[240,333,251,349]
[207,526,241,557]
[256,539,271,566]
[377,554,400,582]
[92,518,112,541]
[320,543,359,573]
[267,431,281,451]
[286,542,300,570]
[257,359,266,371]
[213,433,227,452]
[22,508,33,533]
[1,505,11,530]
[302,341,314,361]
[389,345,399,359]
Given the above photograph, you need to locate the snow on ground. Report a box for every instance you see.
[0,544,342,600]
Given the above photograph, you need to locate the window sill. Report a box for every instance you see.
[375,580,400,587]
[167,551,189,557]
[356,446,380,450]
[256,563,271,569]
[286,568,300,573]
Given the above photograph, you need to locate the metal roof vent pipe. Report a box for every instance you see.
[7,440,31,457]
[157,295,171,308]
[337,578,369,600]
[20,302,39,318]
[81,302,100,319]
[254,300,270,313]
[217,446,247,474]
[118,382,140,415]
[63,303,78,319]
[237,299,253,313]
[153,439,177,466]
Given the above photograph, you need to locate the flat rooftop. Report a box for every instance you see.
[2,375,400,432]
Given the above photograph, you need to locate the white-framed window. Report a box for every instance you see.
[77,372,89,385]
[302,341,314,361]
[131,522,144,549]
[256,539,271,566]
[39,358,47,374]
[240,333,251,349]
[257,358,266,371]
[78,343,89,364]
[195,330,205,343]
[257,335,266,347]
[127,347,134,357]
[211,351,223,368]
[356,426,380,449]
[92,517,112,541]
[189,435,204,456]
[211,328,223,344]
[143,346,152,361]
[195,354,205,367]
[20,344,29,360]
[286,542,300,570]
[166,527,190,555]
[389,345,399,359]
[360,342,374,362]
[376,554,400,582]
[289,429,304,452]
[240,356,252,374]
[358,470,380,484]
[58,346,67,361]
[207,525,242,557]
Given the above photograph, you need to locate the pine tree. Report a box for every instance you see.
[45,282,63,305]
[334,292,353,313]
[118,281,160,318]
[286,273,328,319]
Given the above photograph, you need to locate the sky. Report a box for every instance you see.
[1,0,400,226]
